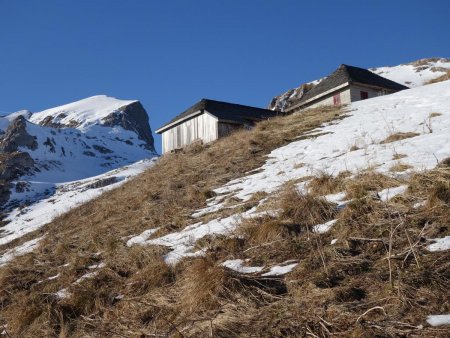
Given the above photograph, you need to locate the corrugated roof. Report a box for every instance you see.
[156,99,279,133]
[289,64,409,109]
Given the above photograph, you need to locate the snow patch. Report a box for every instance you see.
[126,227,161,246]
[134,206,259,264]
[214,82,450,204]
[324,191,347,204]
[427,236,450,252]
[48,274,60,280]
[378,185,408,202]
[371,58,450,87]
[426,314,450,326]
[313,219,338,234]
[261,262,298,276]
[222,259,263,274]
[0,236,43,266]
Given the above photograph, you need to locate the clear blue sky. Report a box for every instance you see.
[1,0,449,152]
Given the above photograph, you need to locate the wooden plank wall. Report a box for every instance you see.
[161,112,218,153]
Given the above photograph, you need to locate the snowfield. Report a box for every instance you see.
[371,58,450,87]
[129,80,450,264]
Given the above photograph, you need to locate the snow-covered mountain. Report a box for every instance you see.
[0,95,158,244]
[268,57,450,111]
[28,95,155,150]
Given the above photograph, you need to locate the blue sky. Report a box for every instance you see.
[1,0,449,152]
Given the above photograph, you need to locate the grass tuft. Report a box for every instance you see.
[178,258,235,313]
[380,131,420,144]
[279,184,336,228]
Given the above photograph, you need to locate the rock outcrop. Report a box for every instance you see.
[0,151,34,206]
[0,181,11,206]
[0,152,34,181]
[0,116,38,152]
[102,101,155,152]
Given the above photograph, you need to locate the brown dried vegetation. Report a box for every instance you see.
[381,131,420,144]
[426,69,450,84]
[389,162,413,172]
[0,110,449,337]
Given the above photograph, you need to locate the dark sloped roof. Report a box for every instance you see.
[290,64,409,108]
[156,99,278,133]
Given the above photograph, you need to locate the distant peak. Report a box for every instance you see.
[28,95,139,130]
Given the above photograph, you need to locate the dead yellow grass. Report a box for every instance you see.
[343,171,403,199]
[1,110,449,337]
[213,166,450,337]
[0,105,346,336]
[429,112,442,118]
[392,153,407,160]
[381,131,420,144]
[389,162,413,172]
[239,216,297,245]
[178,258,235,313]
[426,69,450,84]
[278,184,336,228]
[2,166,450,337]
[307,171,351,196]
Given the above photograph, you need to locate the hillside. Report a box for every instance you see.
[268,57,450,112]
[0,77,449,336]
[371,57,450,87]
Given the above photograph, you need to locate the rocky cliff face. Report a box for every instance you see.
[268,83,316,112]
[0,116,38,152]
[102,101,155,151]
[0,152,34,205]
[0,152,34,181]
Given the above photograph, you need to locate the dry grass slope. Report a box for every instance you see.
[0,106,350,336]
[0,106,449,337]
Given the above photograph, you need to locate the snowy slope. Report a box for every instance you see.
[219,80,450,201]
[371,57,450,87]
[129,80,450,264]
[20,118,153,182]
[0,158,157,247]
